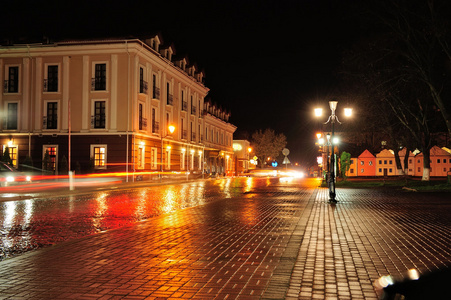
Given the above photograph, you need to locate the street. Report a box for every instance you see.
[0,177,450,299]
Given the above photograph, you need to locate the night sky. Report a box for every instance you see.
[2,0,366,167]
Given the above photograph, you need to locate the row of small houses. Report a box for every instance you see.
[346,146,451,177]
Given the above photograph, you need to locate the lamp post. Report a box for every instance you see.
[161,124,175,180]
[315,101,352,202]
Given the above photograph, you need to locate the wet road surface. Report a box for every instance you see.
[0,177,449,299]
[1,177,310,261]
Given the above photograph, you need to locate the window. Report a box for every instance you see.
[152,74,159,99]
[45,102,58,129]
[379,168,382,173]
[166,82,173,105]
[379,160,382,165]
[437,159,441,164]
[6,102,18,130]
[181,150,185,170]
[45,65,58,92]
[409,159,412,164]
[43,146,57,172]
[444,159,447,163]
[361,168,364,173]
[190,151,194,170]
[91,145,107,169]
[138,146,145,169]
[3,145,18,168]
[93,63,106,91]
[139,67,148,94]
[150,148,158,170]
[384,160,387,165]
[444,168,447,172]
[369,161,373,166]
[360,161,364,166]
[138,103,146,130]
[165,147,171,170]
[5,66,19,93]
[418,167,421,172]
[93,101,106,129]
[152,108,158,133]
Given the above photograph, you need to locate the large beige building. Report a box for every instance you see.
[0,35,236,177]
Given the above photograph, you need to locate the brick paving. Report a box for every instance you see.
[0,178,450,299]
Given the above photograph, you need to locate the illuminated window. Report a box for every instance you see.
[360,161,364,166]
[165,148,171,170]
[91,145,107,169]
[138,146,145,169]
[3,145,18,168]
[150,148,158,170]
[369,161,373,166]
[180,151,185,170]
[43,145,57,172]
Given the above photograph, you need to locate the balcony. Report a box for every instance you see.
[152,121,160,134]
[191,132,196,141]
[182,101,188,111]
[182,130,187,140]
[153,87,160,99]
[167,94,174,106]
[91,115,106,129]
[139,117,147,131]
[140,80,148,94]
[91,78,106,91]
[191,106,197,115]
[42,116,58,130]
[43,79,58,92]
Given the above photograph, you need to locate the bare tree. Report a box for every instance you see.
[251,129,287,168]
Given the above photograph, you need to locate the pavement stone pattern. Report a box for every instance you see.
[0,179,450,299]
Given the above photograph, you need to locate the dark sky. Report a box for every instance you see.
[2,0,365,167]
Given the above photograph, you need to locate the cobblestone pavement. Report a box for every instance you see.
[0,178,450,299]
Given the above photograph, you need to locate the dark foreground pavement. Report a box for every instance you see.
[0,179,450,299]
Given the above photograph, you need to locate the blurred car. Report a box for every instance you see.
[0,162,32,187]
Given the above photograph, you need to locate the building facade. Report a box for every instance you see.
[0,36,236,177]
[344,147,451,178]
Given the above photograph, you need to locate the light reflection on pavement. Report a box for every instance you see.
[0,177,314,261]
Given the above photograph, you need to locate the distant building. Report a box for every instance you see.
[414,146,451,177]
[376,149,396,177]
[232,140,251,175]
[344,147,451,178]
[0,35,236,177]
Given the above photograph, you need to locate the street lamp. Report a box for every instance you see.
[315,101,352,202]
[161,124,175,180]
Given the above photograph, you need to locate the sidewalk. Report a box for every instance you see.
[0,182,449,299]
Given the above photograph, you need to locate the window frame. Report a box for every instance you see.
[5,101,19,130]
[44,100,59,130]
[92,62,108,91]
[91,100,107,129]
[90,144,107,170]
[44,64,60,93]
[4,65,20,93]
